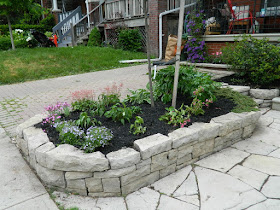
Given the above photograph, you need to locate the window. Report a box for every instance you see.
[267,0,280,7]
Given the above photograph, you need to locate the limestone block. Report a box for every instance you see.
[211,112,242,136]
[253,98,264,106]
[272,97,280,111]
[94,165,136,178]
[233,111,261,128]
[168,149,178,160]
[177,153,192,165]
[134,133,172,159]
[66,179,86,190]
[16,137,29,157]
[250,89,279,99]
[43,144,109,172]
[136,158,151,169]
[229,85,250,93]
[66,188,87,196]
[160,164,176,178]
[169,127,199,148]
[121,165,150,186]
[223,129,243,142]
[151,151,169,172]
[23,127,49,169]
[177,145,193,159]
[65,172,93,180]
[192,139,214,158]
[88,192,121,197]
[121,171,160,195]
[36,164,65,188]
[85,177,103,193]
[188,122,220,142]
[102,178,121,193]
[241,91,249,96]
[35,142,55,167]
[106,148,140,170]
[214,136,225,148]
[176,158,198,170]
[260,99,272,108]
[243,124,256,139]
[16,114,47,138]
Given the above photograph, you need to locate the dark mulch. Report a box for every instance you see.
[215,74,280,89]
[36,94,235,155]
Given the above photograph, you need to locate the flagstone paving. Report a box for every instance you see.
[1,65,280,209]
[50,110,280,210]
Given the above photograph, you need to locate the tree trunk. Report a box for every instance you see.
[171,0,185,107]
[144,0,155,107]
[7,15,15,50]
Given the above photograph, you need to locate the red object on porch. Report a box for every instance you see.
[226,0,254,34]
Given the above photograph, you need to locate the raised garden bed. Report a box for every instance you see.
[16,109,261,197]
[15,65,263,197]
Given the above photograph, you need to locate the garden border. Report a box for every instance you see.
[16,110,261,197]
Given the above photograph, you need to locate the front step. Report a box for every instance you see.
[272,97,280,111]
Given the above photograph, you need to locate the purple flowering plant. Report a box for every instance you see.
[183,10,206,63]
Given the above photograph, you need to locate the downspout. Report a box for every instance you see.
[119,2,197,64]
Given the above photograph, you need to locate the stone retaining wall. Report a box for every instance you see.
[16,111,261,197]
[223,84,280,108]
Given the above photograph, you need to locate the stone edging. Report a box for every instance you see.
[223,85,280,108]
[16,111,261,197]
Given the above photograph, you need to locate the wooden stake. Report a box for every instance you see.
[171,0,185,107]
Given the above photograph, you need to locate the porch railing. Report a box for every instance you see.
[53,4,104,45]
[105,0,145,20]
[202,0,280,35]
[53,6,82,43]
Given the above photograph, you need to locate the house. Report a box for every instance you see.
[43,0,280,57]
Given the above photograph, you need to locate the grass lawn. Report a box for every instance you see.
[0,46,147,85]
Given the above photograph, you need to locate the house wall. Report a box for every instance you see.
[149,0,168,56]
[204,34,280,55]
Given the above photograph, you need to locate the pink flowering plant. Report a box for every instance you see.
[186,86,213,115]
[42,102,70,125]
[206,51,223,64]
[71,89,97,112]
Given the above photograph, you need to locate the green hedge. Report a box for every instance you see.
[0,24,47,35]
[0,36,29,51]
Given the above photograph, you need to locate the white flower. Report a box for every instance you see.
[26,37,32,42]
[15,29,23,34]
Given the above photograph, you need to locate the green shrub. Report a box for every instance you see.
[87,27,102,47]
[124,89,151,105]
[39,13,56,32]
[118,28,142,52]
[0,36,12,50]
[130,116,146,135]
[221,35,280,86]
[153,65,221,103]
[104,103,141,125]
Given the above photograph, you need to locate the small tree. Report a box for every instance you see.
[0,0,33,50]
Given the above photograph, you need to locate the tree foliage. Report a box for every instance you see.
[0,0,36,49]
